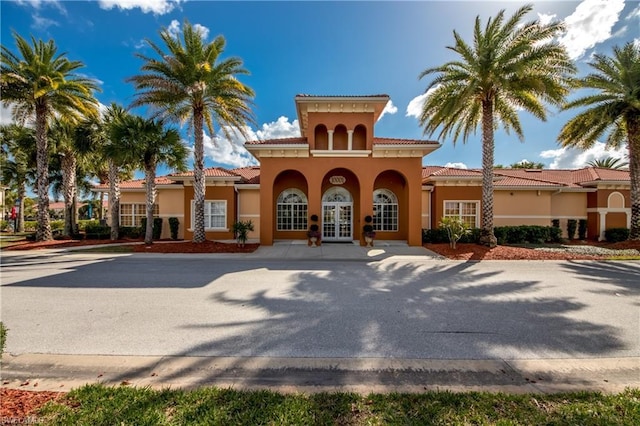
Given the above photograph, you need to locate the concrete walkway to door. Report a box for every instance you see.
[247,240,445,261]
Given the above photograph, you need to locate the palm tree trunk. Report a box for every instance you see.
[628,117,640,240]
[144,163,156,245]
[192,110,206,243]
[108,160,120,240]
[35,104,52,242]
[480,99,497,247]
[17,185,26,233]
[62,153,77,237]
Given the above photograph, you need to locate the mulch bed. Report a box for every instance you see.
[0,388,63,421]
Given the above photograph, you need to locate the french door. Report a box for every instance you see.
[322,203,353,241]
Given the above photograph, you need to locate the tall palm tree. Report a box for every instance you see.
[418,4,575,246]
[1,32,100,241]
[127,20,255,242]
[559,43,640,240]
[77,104,133,239]
[0,124,36,232]
[111,115,188,245]
[587,157,629,170]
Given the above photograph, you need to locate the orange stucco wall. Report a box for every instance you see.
[431,185,482,228]
[307,112,374,150]
[237,188,260,239]
[258,155,423,245]
[183,184,237,240]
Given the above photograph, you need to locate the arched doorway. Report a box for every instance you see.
[322,187,353,241]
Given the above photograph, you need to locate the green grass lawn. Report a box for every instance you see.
[0,233,29,248]
[37,385,640,425]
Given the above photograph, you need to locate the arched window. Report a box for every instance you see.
[277,189,308,231]
[373,189,398,231]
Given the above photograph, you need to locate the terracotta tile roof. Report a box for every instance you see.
[373,137,439,145]
[245,137,308,145]
[95,177,177,190]
[422,166,630,187]
[295,94,389,98]
[170,167,240,178]
[232,166,261,184]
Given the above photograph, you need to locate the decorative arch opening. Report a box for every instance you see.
[353,124,367,150]
[608,192,625,208]
[276,188,308,231]
[314,124,328,150]
[334,124,348,150]
[322,186,353,202]
[373,188,399,231]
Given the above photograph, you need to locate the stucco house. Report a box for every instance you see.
[95,94,632,244]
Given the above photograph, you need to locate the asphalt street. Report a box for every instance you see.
[2,250,638,360]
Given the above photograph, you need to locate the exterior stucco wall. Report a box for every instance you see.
[156,188,185,239]
[421,189,432,229]
[237,188,260,239]
[431,185,481,229]
[183,184,237,240]
[307,112,374,150]
[258,155,423,245]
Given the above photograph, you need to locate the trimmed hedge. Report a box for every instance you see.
[604,227,629,243]
[23,220,64,232]
[423,225,562,245]
[140,217,163,240]
[168,217,180,240]
[119,227,142,239]
[578,219,588,240]
[85,223,111,240]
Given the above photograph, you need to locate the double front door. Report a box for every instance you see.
[320,186,354,242]
[322,202,352,241]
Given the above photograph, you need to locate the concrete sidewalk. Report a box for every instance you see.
[2,353,638,394]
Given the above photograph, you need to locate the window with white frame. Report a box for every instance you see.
[191,200,227,230]
[277,189,308,231]
[444,201,479,228]
[373,189,398,231]
[120,203,159,227]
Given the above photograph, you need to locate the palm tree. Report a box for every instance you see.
[559,43,639,240]
[127,20,255,243]
[111,115,188,245]
[1,32,100,241]
[0,124,36,232]
[587,157,629,170]
[418,4,575,246]
[77,103,133,240]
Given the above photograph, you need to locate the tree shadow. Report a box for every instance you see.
[561,261,640,300]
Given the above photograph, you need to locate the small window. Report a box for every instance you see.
[120,203,158,227]
[191,200,227,230]
[443,201,479,228]
[277,189,308,231]
[373,189,398,231]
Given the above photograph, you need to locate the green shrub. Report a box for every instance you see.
[232,220,254,246]
[439,217,470,249]
[77,220,100,232]
[84,223,111,240]
[140,217,163,240]
[567,219,577,240]
[422,227,479,244]
[494,225,560,244]
[578,219,587,240]
[604,227,629,243]
[119,227,141,239]
[168,217,180,240]
[551,219,560,228]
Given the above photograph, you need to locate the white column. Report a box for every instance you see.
[327,130,334,151]
[347,130,353,150]
[599,210,607,241]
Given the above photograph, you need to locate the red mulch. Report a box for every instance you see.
[0,387,63,420]
[424,240,640,261]
[3,238,259,253]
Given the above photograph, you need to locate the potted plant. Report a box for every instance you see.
[363,215,376,247]
[307,223,321,247]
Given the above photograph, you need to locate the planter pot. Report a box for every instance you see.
[309,236,318,247]
[364,236,373,247]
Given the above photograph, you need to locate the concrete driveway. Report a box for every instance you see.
[1,247,638,393]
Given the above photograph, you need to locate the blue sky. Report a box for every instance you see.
[2,0,639,176]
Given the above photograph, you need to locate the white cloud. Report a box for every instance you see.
[167,20,181,38]
[558,0,625,59]
[444,162,468,169]
[537,13,556,26]
[539,142,628,169]
[406,93,428,119]
[200,117,300,168]
[255,116,300,140]
[378,100,398,121]
[98,0,184,15]
[0,104,14,125]
[193,24,209,40]
[626,3,640,20]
